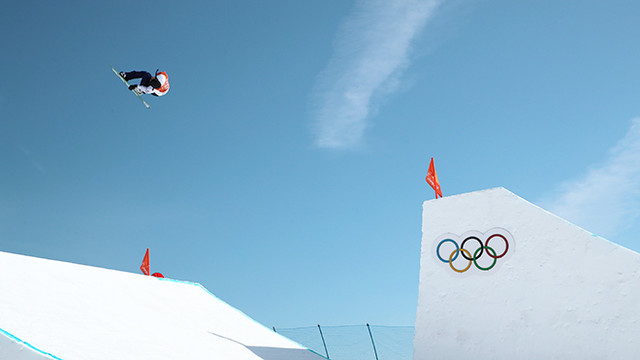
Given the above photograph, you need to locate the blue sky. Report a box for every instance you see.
[2,0,640,329]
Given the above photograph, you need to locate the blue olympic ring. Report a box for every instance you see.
[436,239,459,263]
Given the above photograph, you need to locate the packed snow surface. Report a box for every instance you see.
[415,187,640,359]
[0,251,325,360]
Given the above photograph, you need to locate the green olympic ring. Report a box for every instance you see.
[473,246,497,271]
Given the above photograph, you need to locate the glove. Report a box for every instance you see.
[119,72,127,79]
[128,84,137,91]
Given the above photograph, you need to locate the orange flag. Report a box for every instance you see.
[140,248,150,276]
[426,157,443,199]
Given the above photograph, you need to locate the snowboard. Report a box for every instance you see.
[111,66,150,109]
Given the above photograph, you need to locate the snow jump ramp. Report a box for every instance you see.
[0,251,326,360]
[414,187,640,359]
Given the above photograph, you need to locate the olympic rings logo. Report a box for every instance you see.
[433,228,513,273]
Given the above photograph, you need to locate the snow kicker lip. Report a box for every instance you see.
[433,228,514,274]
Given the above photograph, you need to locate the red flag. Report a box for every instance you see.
[426,157,443,199]
[140,248,150,276]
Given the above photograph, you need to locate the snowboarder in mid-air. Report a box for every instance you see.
[119,69,170,97]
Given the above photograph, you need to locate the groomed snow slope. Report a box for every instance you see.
[414,187,640,359]
[0,251,326,360]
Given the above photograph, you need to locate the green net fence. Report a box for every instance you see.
[274,325,414,360]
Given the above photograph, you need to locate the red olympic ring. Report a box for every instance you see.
[485,234,509,259]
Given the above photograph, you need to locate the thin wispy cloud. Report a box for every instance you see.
[545,118,640,238]
[311,0,441,149]
[18,145,47,174]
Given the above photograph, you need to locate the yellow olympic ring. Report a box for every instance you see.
[449,248,472,273]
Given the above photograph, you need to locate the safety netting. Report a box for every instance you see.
[275,325,413,360]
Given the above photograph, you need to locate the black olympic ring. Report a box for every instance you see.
[460,236,483,261]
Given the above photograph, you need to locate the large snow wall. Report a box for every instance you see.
[414,187,640,359]
[0,251,326,360]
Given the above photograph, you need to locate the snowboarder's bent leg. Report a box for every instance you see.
[123,71,152,84]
